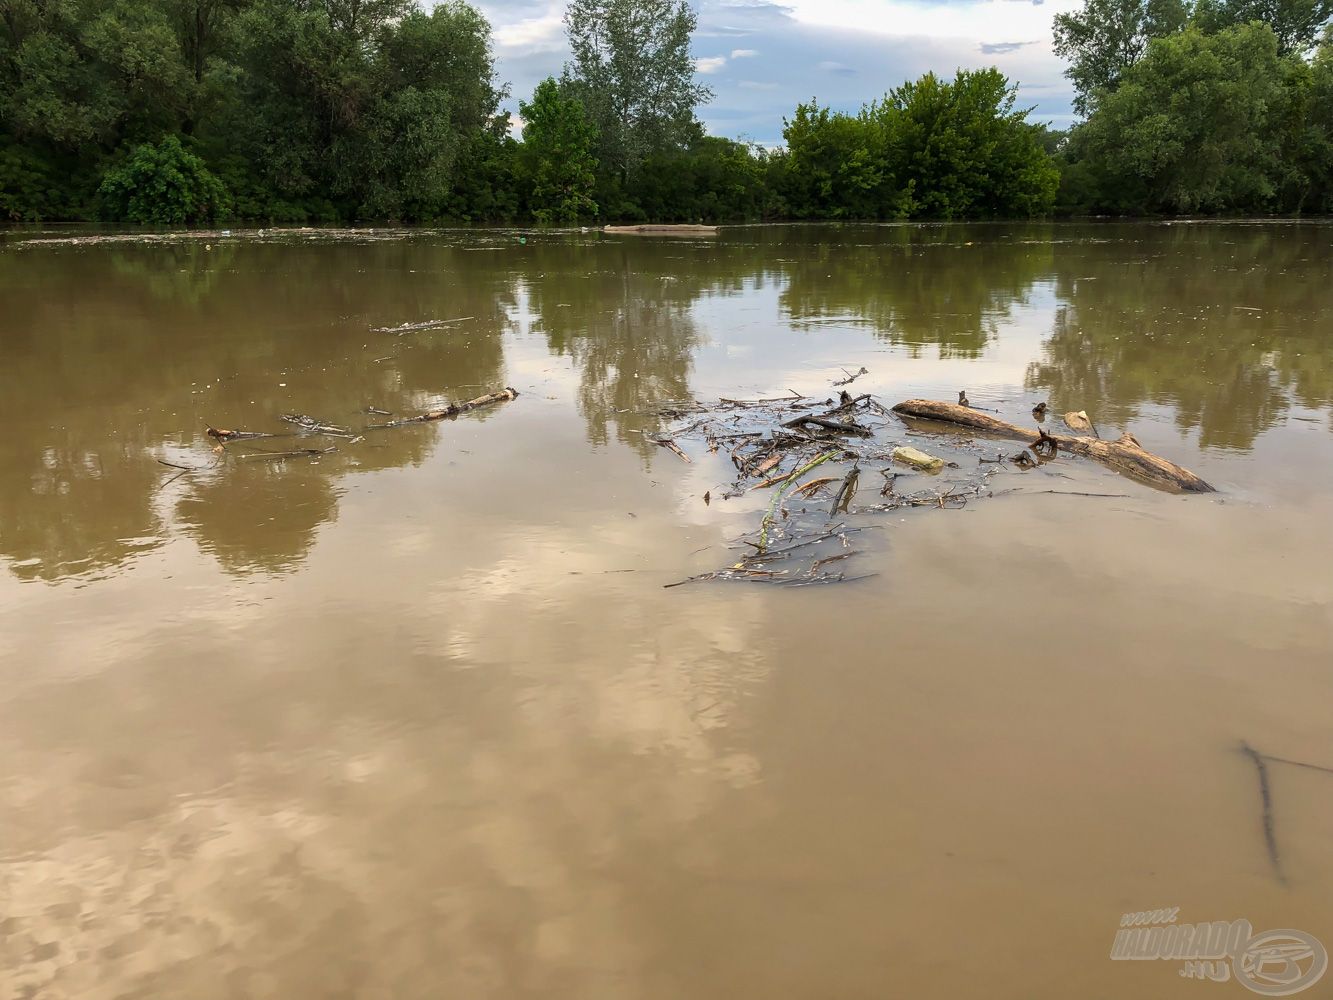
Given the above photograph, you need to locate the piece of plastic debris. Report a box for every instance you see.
[892,446,945,472]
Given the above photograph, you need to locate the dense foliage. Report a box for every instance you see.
[2,0,1329,222]
[777,69,1059,219]
[1056,18,1333,213]
[1,0,511,222]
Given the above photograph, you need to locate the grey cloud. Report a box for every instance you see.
[817,60,858,76]
[979,41,1035,54]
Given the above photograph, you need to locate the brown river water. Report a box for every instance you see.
[2,222,1332,999]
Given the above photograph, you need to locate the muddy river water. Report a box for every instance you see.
[2,222,1332,999]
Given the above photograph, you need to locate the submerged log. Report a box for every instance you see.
[890,399,1214,493]
[602,224,718,235]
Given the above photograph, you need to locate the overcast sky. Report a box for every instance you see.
[469,0,1082,145]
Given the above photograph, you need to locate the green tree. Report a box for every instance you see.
[631,135,771,221]
[0,0,517,222]
[1192,0,1332,52]
[519,77,598,223]
[1305,29,1333,209]
[1,0,191,149]
[1065,24,1292,212]
[97,133,230,222]
[780,101,908,219]
[167,0,248,86]
[889,68,1059,218]
[561,0,711,182]
[778,70,1056,220]
[221,0,503,220]
[1053,0,1189,115]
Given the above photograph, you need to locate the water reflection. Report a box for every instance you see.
[4,225,1333,1000]
[1026,224,1333,449]
[0,564,776,999]
[2,223,1332,583]
[777,223,1056,358]
[524,240,704,455]
[109,242,238,304]
[0,239,513,580]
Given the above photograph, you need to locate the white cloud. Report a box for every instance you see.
[738,80,779,90]
[784,0,1077,44]
[491,3,568,53]
[696,55,729,73]
[730,48,759,58]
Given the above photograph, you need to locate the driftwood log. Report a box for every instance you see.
[890,399,1214,493]
[373,387,519,428]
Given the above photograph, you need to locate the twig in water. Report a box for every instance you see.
[372,317,474,334]
[281,413,350,435]
[718,390,804,406]
[1240,742,1286,885]
[1263,753,1333,776]
[781,414,873,436]
[791,476,838,498]
[239,446,337,460]
[1020,489,1131,498]
[833,366,869,387]
[652,438,692,463]
[206,424,274,441]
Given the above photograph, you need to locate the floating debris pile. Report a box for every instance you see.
[652,388,1213,588]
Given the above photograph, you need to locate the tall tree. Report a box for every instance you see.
[561,0,711,179]
[519,77,598,222]
[1053,0,1189,115]
[221,0,502,219]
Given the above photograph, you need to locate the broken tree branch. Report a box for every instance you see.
[780,414,873,436]
[239,446,337,460]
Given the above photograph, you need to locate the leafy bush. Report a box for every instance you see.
[97,135,231,224]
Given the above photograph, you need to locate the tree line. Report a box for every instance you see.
[1,0,1330,224]
[1053,0,1333,212]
